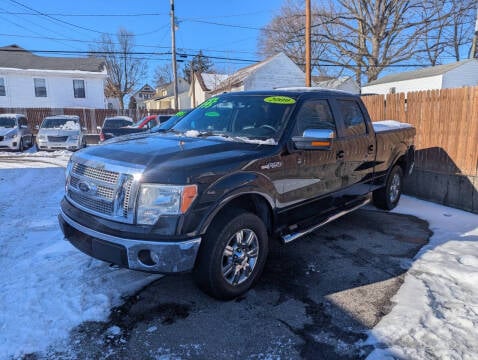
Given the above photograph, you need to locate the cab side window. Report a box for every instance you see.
[337,100,366,137]
[293,99,336,136]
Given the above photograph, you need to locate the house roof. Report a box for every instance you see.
[196,72,229,91]
[313,76,357,89]
[366,59,477,86]
[211,53,288,94]
[132,84,155,97]
[0,44,105,72]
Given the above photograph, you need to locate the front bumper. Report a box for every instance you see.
[0,137,18,150]
[37,139,80,151]
[58,209,201,273]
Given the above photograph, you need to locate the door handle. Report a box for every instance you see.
[336,150,345,159]
[368,144,374,153]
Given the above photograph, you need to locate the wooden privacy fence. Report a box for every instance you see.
[362,87,478,177]
[0,107,175,134]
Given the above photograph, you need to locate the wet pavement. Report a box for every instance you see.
[41,208,431,360]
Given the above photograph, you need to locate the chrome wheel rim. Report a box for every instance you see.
[221,228,259,286]
[389,173,401,203]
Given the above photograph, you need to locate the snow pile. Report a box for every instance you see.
[372,120,412,132]
[0,156,160,358]
[367,196,478,360]
[58,121,80,130]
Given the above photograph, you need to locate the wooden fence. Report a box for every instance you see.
[362,87,478,177]
[0,107,175,134]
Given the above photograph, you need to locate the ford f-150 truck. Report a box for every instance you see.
[59,89,415,300]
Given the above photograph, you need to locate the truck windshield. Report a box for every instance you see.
[0,117,16,128]
[42,118,80,130]
[103,118,133,128]
[172,94,297,144]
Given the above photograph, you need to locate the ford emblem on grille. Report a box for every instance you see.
[78,181,98,195]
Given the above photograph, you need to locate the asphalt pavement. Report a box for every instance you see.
[44,207,431,360]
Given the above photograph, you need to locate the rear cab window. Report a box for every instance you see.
[335,99,367,137]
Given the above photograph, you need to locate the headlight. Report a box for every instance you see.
[38,135,46,140]
[70,135,79,141]
[137,184,197,225]
[5,132,17,139]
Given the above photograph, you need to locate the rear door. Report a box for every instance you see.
[330,98,376,199]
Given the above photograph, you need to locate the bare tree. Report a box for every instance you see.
[153,63,173,87]
[258,0,333,76]
[259,0,475,86]
[91,28,147,109]
[421,0,475,65]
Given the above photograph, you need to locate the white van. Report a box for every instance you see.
[36,115,86,151]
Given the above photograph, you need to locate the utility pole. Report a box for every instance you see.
[170,0,179,110]
[305,0,311,87]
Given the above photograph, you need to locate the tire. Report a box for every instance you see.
[373,165,403,210]
[17,138,24,152]
[193,208,269,300]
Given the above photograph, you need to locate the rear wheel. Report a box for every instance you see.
[373,165,403,210]
[193,208,269,300]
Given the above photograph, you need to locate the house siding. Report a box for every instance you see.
[244,54,305,90]
[362,75,443,95]
[0,69,106,108]
[442,61,478,88]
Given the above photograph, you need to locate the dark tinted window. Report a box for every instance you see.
[34,78,47,97]
[337,100,366,136]
[73,80,85,98]
[293,99,335,136]
[0,78,5,96]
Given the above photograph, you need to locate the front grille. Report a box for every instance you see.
[69,191,115,215]
[48,136,68,142]
[67,160,137,223]
[73,163,119,184]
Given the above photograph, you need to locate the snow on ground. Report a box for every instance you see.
[0,150,477,359]
[0,150,160,359]
[366,196,478,360]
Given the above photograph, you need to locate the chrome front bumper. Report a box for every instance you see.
[59,209,201,273]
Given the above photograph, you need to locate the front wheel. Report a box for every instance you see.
[373,165,403,210]
[193,208,269,300]
[17,138,24,152]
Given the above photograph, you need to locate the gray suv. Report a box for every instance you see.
[0,113,33,151]
[36,115,86,151]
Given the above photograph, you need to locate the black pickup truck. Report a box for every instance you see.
[59,89,415,300]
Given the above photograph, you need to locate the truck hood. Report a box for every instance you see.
[73,133,274,183]
[0,128,16,137]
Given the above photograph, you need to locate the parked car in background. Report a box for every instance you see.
[150,110,191,133]
[36,115,86,151]
[98,115,174,142]
[0,113,33,151]
[98,116,134,142]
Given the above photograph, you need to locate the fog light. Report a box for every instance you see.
[137,249,159,266]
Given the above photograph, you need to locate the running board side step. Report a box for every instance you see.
[281,198,371,244]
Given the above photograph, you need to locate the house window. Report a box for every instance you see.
[73,79,85,98]
[0,77,5,96]
[34,78,47,97]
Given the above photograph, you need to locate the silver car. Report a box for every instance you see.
[36,115,86,151]
[0,113,34,151]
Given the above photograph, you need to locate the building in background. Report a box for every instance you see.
[362,59,478,95]
[0,44,107,108]
[130,84,155,109]
[189,72,229,107]
[144,78,189,110]
[313,76,360,94]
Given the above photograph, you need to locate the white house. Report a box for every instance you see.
[362,59,478,95]
[0,44,107,108]
[189,72,229,107]
[130,84,155,109]
[210,53,305,95]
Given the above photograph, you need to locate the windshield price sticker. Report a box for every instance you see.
[264,96,296,105]
[199,97,219,108]
[175,111,186,116]
[205,111,220,117]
